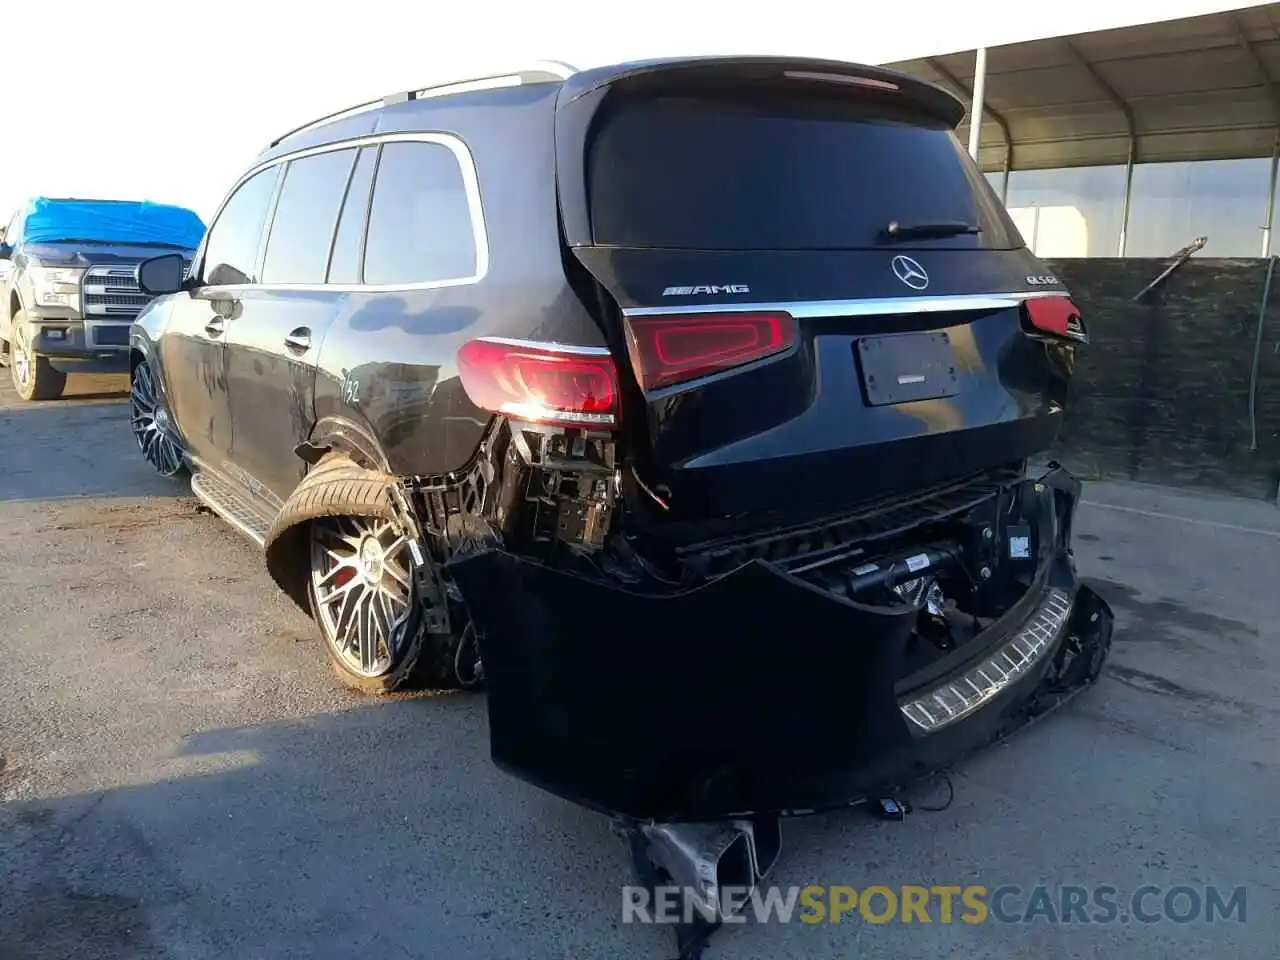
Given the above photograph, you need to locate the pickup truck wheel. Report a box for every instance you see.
[10,312,66,401]
[130,360,185,477]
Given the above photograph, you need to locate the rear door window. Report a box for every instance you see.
[201,166,281,286]
[362,140,481,286]
[261,147,358,284]
[587,92,1019,251]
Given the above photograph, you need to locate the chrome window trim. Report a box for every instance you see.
[622,290,1064,319]
[193,131,489,295]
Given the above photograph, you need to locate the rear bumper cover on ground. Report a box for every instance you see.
[449,471,1113,822]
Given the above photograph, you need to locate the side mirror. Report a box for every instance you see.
[136,253,186,296]
[0,242,13,260]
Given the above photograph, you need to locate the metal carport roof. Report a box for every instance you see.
[883,3,1280,174]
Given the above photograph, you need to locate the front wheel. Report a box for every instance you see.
[10,311,66,401]
[130,360,186,477]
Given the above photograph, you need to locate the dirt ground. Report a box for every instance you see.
[0,372,1276,959]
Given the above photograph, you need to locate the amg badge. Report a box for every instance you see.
[662,284,750,296]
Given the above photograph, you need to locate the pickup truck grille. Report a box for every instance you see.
[82,262,190,319]
[83,265,147,317]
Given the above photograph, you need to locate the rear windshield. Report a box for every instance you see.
[587,91,1020,251]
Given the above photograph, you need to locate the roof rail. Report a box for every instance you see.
[267,98,385,149]
[267,61,578,150]
[384,60,578,104]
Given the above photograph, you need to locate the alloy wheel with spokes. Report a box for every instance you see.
[8,311,66,401]
[11,325,32,393]
[130,361,185,477]
[309,515,415,680]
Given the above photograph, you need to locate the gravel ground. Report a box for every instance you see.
[0,372,1276,960]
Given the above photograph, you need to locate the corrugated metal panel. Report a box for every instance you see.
[885,3,1280,172]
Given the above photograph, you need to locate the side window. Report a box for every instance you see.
[261,148,358,284]
[362,140,480,286]
[327,147,378,284]
[201,166,281,286]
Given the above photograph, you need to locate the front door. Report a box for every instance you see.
[167,164,284,479]
[157,292,232,466]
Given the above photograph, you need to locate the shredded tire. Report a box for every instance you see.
[265,453,461,694]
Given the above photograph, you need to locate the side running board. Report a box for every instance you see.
[191,471,272,546]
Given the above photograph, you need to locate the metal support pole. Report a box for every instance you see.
[968,47,988,160]
[1117,136,1136,257]
[1002,143,1012,203]
[1262,132,1279,257]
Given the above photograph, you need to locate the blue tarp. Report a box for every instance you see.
[21,197,206,249]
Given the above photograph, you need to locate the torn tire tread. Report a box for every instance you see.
[264,453,461,695]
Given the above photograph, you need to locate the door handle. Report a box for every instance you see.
[204,317,226,338]
[284,327,312,352]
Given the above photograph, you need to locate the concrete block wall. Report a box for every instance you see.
[1043,258,1280,501]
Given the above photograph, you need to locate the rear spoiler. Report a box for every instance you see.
[557,56,965,128]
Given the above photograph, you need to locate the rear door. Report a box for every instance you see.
[556,62,1066,541]
[221,145,361,505]
[161,166,281,468]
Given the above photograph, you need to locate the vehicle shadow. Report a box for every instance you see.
[0,696,673,960]
[0,396,186,503]
[3,677,1274,960]
[54,390,131,403]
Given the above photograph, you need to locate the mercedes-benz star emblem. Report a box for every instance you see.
[891,255,929,291]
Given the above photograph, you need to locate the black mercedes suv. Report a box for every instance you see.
[130,56,1112,922]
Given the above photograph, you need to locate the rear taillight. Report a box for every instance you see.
[456,338,620,427]
[623,312,797,392]
[1025,296,1088,344]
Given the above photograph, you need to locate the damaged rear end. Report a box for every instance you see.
[448,464,1113,822]
[432,57,1113,822]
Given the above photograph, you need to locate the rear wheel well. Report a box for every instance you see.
[302,418,391,473]
[265,453,389,613]
[263,453,468,692]
[130,348,145,376]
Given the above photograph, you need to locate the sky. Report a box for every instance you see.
[1,0,1271,223]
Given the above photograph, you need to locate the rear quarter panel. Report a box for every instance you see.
[311,84,607,477]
